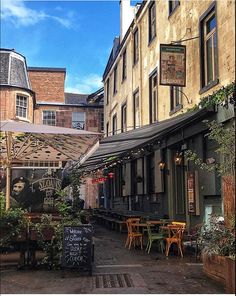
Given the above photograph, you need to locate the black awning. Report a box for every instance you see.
[77,107,214,173]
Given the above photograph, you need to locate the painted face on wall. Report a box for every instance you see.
[12,181,25,196]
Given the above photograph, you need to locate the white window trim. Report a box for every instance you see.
[16,94,29,120]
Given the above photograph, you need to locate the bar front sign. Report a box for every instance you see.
[160,44,186,86]
[187,171,195,214]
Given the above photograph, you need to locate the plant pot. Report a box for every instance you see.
[202,254,226,285]
[225,257,235,293]
[222,176,235,228]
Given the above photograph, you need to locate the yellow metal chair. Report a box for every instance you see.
[125,218,143,250]
[165,223,186,258]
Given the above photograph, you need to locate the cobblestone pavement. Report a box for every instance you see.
[0,225,225,294]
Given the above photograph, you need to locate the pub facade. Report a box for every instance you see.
[79,0,235,228]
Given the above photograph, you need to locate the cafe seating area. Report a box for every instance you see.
[92,208,198,259]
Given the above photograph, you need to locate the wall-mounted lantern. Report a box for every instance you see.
[159,161,166,170]
[174,152,182,165]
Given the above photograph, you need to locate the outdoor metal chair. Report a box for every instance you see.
[145,222,165,254]
[125,218,143,250]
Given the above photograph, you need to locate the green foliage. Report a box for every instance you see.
[0,191,28,247]
[33,200,82,269]
[67,167,85,212]
[198,215,235,258]
[184,120,235,177]
[199,82,235,109]
[187,82,235,111]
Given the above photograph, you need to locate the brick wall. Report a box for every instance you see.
[56,110,72,128]
[28,70,65,103]
[34,105,103,132]
[0,87,34,122]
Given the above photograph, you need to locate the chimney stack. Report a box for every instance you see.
[120,0,135,41]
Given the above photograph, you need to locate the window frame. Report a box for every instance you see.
[149,69,158,124]
[122,49,127,81]
[148,1,156,44]
[121,103,127,133]
[169,86,183,115]
[106,78,110,105]
[168,0,180,17]
[71,111,86,130]
[42,110,56,126]
[133,28,139,65]
[106,122,109,137]
[199,2,219,94]
[133,89,140,129]
[112,113,117,135]
[113,65,118,94]
[16,94,28,119]
[99,112,104,132]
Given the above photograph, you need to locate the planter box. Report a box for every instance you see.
[203,254,236,294]
[202,254,226,285]
[225,257,235,294]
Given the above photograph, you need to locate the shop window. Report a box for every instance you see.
[148,1,156,43]
[170,86,182,113]
[113,65,118,94]
[133,90,140,129]
[16,95,28,118]
[42,110,56,126]
[149,70,158,123]
[72,112,85,130]
[133,28,139,64]
[122,49,127,81]
[121,103,127,133]
[200,3,218,92]
[169,0,180,16]
[112,114,117,135]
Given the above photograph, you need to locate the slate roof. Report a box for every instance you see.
[0,48,31,90]
[64,93,89,105]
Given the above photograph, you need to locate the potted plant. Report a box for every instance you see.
[0,191,28,248]
[185,119,235,293]
[197,215,235,291]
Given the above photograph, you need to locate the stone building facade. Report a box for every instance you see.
[81,0,235,228]
[104,0,235,134]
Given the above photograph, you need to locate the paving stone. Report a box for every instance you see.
[0,224,225,294]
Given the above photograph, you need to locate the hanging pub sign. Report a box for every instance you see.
[187,171,196,214]
[160,44,186,86]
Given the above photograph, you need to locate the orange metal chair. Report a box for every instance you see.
[125,218,143,250]
[165,223,186,258]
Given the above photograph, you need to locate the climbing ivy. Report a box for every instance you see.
[184,120,235,178]
[187,82,235,111]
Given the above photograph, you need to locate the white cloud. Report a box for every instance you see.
[1,0,73,28]
[65,73,103,94]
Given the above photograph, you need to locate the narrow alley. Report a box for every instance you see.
[0,224,225,294]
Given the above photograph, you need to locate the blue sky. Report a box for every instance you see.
[0,0,134,94]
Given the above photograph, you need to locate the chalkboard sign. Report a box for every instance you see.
[62,225,93,274]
